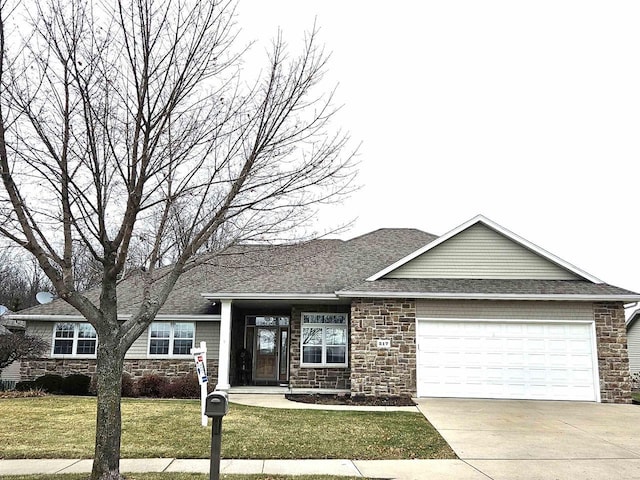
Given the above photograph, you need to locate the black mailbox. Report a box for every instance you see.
[205,391,229,417]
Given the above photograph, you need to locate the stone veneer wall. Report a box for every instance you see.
[288,306,351,390]
[594,302,631,403]
[21,358,218,383]
[350,298,416,397]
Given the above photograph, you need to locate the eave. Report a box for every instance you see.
[201,293,339,301]
[335,291,640,302]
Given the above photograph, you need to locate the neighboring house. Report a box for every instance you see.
[8,215,640,403]
[626,309,640,377]
[0,313,26,385]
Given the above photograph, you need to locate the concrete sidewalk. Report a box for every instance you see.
[0,458,487,479]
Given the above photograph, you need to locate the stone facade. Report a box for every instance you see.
[349,298,416,397]
[21,358,217,383]
[594,302,631,403]
[288,306,351,390]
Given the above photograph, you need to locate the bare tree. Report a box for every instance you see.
[0,249,52,310]
[0,1,356,478]
[0,329,49,373]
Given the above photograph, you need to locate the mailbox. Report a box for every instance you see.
[205,391,229,418]
[205,391,228,480]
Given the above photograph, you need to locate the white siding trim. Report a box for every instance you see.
[367,215,603,283]
[590,321,602,402]
[418,317,595,324]
[202,293,338,301]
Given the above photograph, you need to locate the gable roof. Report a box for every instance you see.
[9,216,640,320]
[366,215,602,283]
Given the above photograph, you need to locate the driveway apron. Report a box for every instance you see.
[416,398,640,479]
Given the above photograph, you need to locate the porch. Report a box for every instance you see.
[210,298,351,392]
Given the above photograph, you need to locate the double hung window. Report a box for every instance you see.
[53,322,97,356]
[301,313,348,367]
[148,322,195,356]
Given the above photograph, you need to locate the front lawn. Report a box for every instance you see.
[632,391,640,403]
[0,397,454,460]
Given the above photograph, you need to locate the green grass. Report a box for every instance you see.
[1,475,369,480]
[0,397,454,460]
[632,391,640,403]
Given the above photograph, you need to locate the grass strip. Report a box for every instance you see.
[0,397,455,460]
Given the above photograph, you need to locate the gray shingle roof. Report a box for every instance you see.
[15,228,438,316]
[337,278,639,298]
[13,226,640,318]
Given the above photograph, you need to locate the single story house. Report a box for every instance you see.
[9,215,640,403]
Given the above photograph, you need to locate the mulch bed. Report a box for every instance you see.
[285,393,416,406]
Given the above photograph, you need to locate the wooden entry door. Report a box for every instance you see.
[254,327,278,382]
[245,316,290,384]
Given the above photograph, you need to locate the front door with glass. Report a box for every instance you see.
[245,316,289,385]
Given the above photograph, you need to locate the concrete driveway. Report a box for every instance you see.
[416,398,640,480]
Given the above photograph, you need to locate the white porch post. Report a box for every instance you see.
[216,299,232,391]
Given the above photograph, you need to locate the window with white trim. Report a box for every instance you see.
[148,322,195,356]
[53,322,97,356]
[301,313,348,367]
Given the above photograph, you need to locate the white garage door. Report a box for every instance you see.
[416,320,598,401]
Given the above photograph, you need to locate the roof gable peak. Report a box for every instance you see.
[366,215,603,283]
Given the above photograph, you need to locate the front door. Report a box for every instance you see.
[245,316,290,385]
[254,327,278,382]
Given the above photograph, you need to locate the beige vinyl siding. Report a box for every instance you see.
[1,360,21,382]
[195,321,220,359]
[125,319,220,359]
[628,323,640,375]
[417,299,594,322]
[125,328,149,358]
[386,223,580,280]
[25,321,54,355]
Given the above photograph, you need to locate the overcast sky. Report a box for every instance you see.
[235,1,640,304]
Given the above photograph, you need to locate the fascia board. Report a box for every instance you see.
[335,290,640,302]
[626,308,640,329]
[366,214,603,284]
[201,292,339,301]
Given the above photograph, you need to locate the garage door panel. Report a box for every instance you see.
[417,320,597,401]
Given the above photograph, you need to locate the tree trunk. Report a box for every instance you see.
[91,335,125,480]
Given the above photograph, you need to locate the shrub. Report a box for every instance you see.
[61,374,91,396]
[135,373,168,398]
[0,387,45,398]
[631,372,640,391]
[15,380,35,391]
[161,373,201,398]
[121,373,138,398]
[33,374,64,393]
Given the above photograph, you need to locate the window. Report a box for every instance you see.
[53,322,97,356]
[301,313,348,367]
[148,322,194,356]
